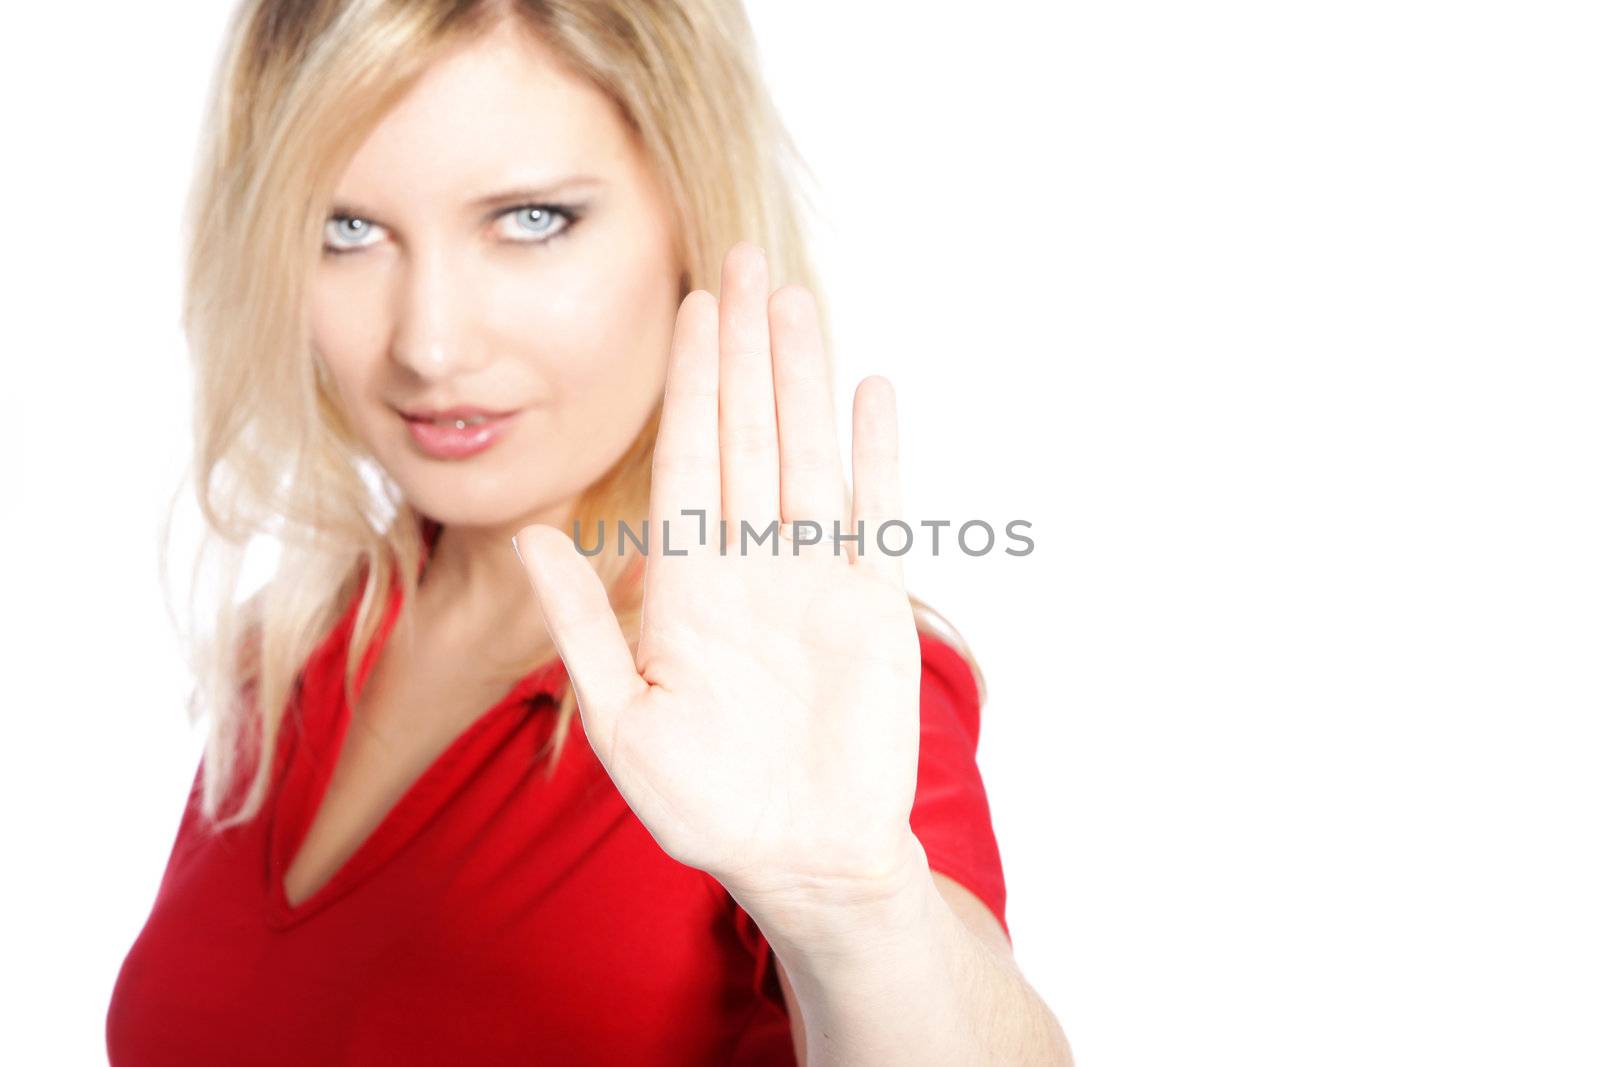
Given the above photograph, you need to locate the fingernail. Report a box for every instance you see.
[511,533,524,565]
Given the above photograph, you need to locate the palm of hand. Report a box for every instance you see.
[515,242,924,905]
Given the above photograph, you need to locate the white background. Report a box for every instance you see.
[3,2,1596,1064]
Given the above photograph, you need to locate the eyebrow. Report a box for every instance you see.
[328,176,604,219]
[468,176,605,211]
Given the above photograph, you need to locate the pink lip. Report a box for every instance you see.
[400,404,519,421]
[400,408,521,460]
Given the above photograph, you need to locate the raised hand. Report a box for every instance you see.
[513,241,925,919]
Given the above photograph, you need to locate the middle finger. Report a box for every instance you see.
[717,242,780,533]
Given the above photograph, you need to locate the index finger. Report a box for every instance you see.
[649,289,722,552]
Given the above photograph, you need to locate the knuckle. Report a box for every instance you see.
[724,422,777,456]
[781,448,835,474]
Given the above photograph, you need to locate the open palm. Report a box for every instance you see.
[514,242,924,906]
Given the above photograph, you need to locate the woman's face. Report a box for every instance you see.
[310,19,681,531]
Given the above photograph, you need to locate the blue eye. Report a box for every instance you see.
[323,215,385,253]
[494,204,577,244]
[319,203,580,255]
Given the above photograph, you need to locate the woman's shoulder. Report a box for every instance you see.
[916,628,984,742]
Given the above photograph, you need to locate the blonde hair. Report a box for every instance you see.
[169,0,988,831]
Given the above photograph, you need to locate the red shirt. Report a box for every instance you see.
[107,536,1009,1065]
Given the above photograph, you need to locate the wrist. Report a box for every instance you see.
[724,829,935,959]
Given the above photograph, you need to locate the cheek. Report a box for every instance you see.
[308,267,390,401]
[482,249,677,411]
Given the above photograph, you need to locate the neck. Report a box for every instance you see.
[414,498,578,646]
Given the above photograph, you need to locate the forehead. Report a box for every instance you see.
[334,20,632,205]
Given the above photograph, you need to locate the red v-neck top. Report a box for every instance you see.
[107,527,1009,1065]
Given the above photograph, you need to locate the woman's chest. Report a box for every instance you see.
[278,649,527,910]
[109,741,764,1065]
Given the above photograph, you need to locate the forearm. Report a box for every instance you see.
[740,839,1072,1065]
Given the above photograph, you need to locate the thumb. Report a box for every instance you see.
[513,524,645,753]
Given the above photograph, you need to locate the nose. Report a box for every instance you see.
[389,243,487,379]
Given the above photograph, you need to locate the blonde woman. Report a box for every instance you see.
[107,1,1072,1063]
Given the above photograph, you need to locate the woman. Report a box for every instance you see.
[106,0,1072,1063]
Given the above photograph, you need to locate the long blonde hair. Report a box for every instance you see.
[169,0,987,831]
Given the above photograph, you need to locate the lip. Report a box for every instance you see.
[398,406,521,460]
[399,404,521,421]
